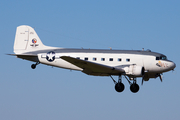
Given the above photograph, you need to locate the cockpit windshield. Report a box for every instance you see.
[160,56,167,60]
[156,56,167,60]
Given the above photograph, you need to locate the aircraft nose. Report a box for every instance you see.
[170,62,176,70]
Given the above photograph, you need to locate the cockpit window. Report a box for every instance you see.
[160,56,167,60]
[156,56,167,60]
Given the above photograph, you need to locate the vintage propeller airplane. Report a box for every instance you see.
[9,25,176,93]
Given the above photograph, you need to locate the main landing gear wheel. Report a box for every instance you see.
[110,75,125,93]
[130,83,139,93]
[124,76,140,93]
[115,83,125,92]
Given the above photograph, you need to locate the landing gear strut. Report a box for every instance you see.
[110,75,125,92]
[110,75,140,93]
[31,62,40,69]
[124,76,139,93]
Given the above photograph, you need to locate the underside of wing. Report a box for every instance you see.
[60,56,125,76]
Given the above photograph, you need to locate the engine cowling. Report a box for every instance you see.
[123,65,144,77]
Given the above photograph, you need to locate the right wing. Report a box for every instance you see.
[60,56,125,76]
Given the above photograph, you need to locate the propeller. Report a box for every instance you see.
[142,73,163,85]
[141,67,145,85]
[142,75,145,85]
[159,74,163,82]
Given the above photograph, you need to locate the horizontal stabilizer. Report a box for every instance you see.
[8,54,38,62]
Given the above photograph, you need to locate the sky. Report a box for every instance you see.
[0,0,180,120]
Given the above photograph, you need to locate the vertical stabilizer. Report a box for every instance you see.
[14,25,52,54]
[14,25,29,51]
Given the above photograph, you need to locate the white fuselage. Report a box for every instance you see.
[33,48,175,79]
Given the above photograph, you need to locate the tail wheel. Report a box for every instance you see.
[115,83,125,92]
[31,64,36,69]
[31,62,40,69]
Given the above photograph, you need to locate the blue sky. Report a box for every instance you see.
[0,0,180,120]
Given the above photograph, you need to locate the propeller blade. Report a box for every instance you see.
[159,74,163,82]
[141,78,144,85]
[141,75,145,85]
[141,67,145,85]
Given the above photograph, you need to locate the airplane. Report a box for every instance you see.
[9,25,176,93]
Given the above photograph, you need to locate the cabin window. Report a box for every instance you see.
[126,59,130,62]
[156,57,160,60]
[76,57,80,59]
[109,58,113,61]
[101,58,105,61]
[118,58,122,61]
[85,57,88,61]
[93,58,97,61]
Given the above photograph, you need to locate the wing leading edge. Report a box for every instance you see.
[60,56,125,76]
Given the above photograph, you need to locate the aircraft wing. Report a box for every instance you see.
[60,56,125,76]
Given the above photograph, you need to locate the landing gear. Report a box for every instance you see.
[130,82,139,93]
[115,83,125,92]
[124,76,140,93]
[31,64,36,69]
[110,75,125,92]
[31,62,40,69]
[110,75,140,93]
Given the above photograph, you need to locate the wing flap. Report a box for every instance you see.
[60,56,125,76]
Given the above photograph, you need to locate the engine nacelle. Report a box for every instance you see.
[123,65,144,77]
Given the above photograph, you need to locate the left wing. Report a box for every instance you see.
[60,56,125,76]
